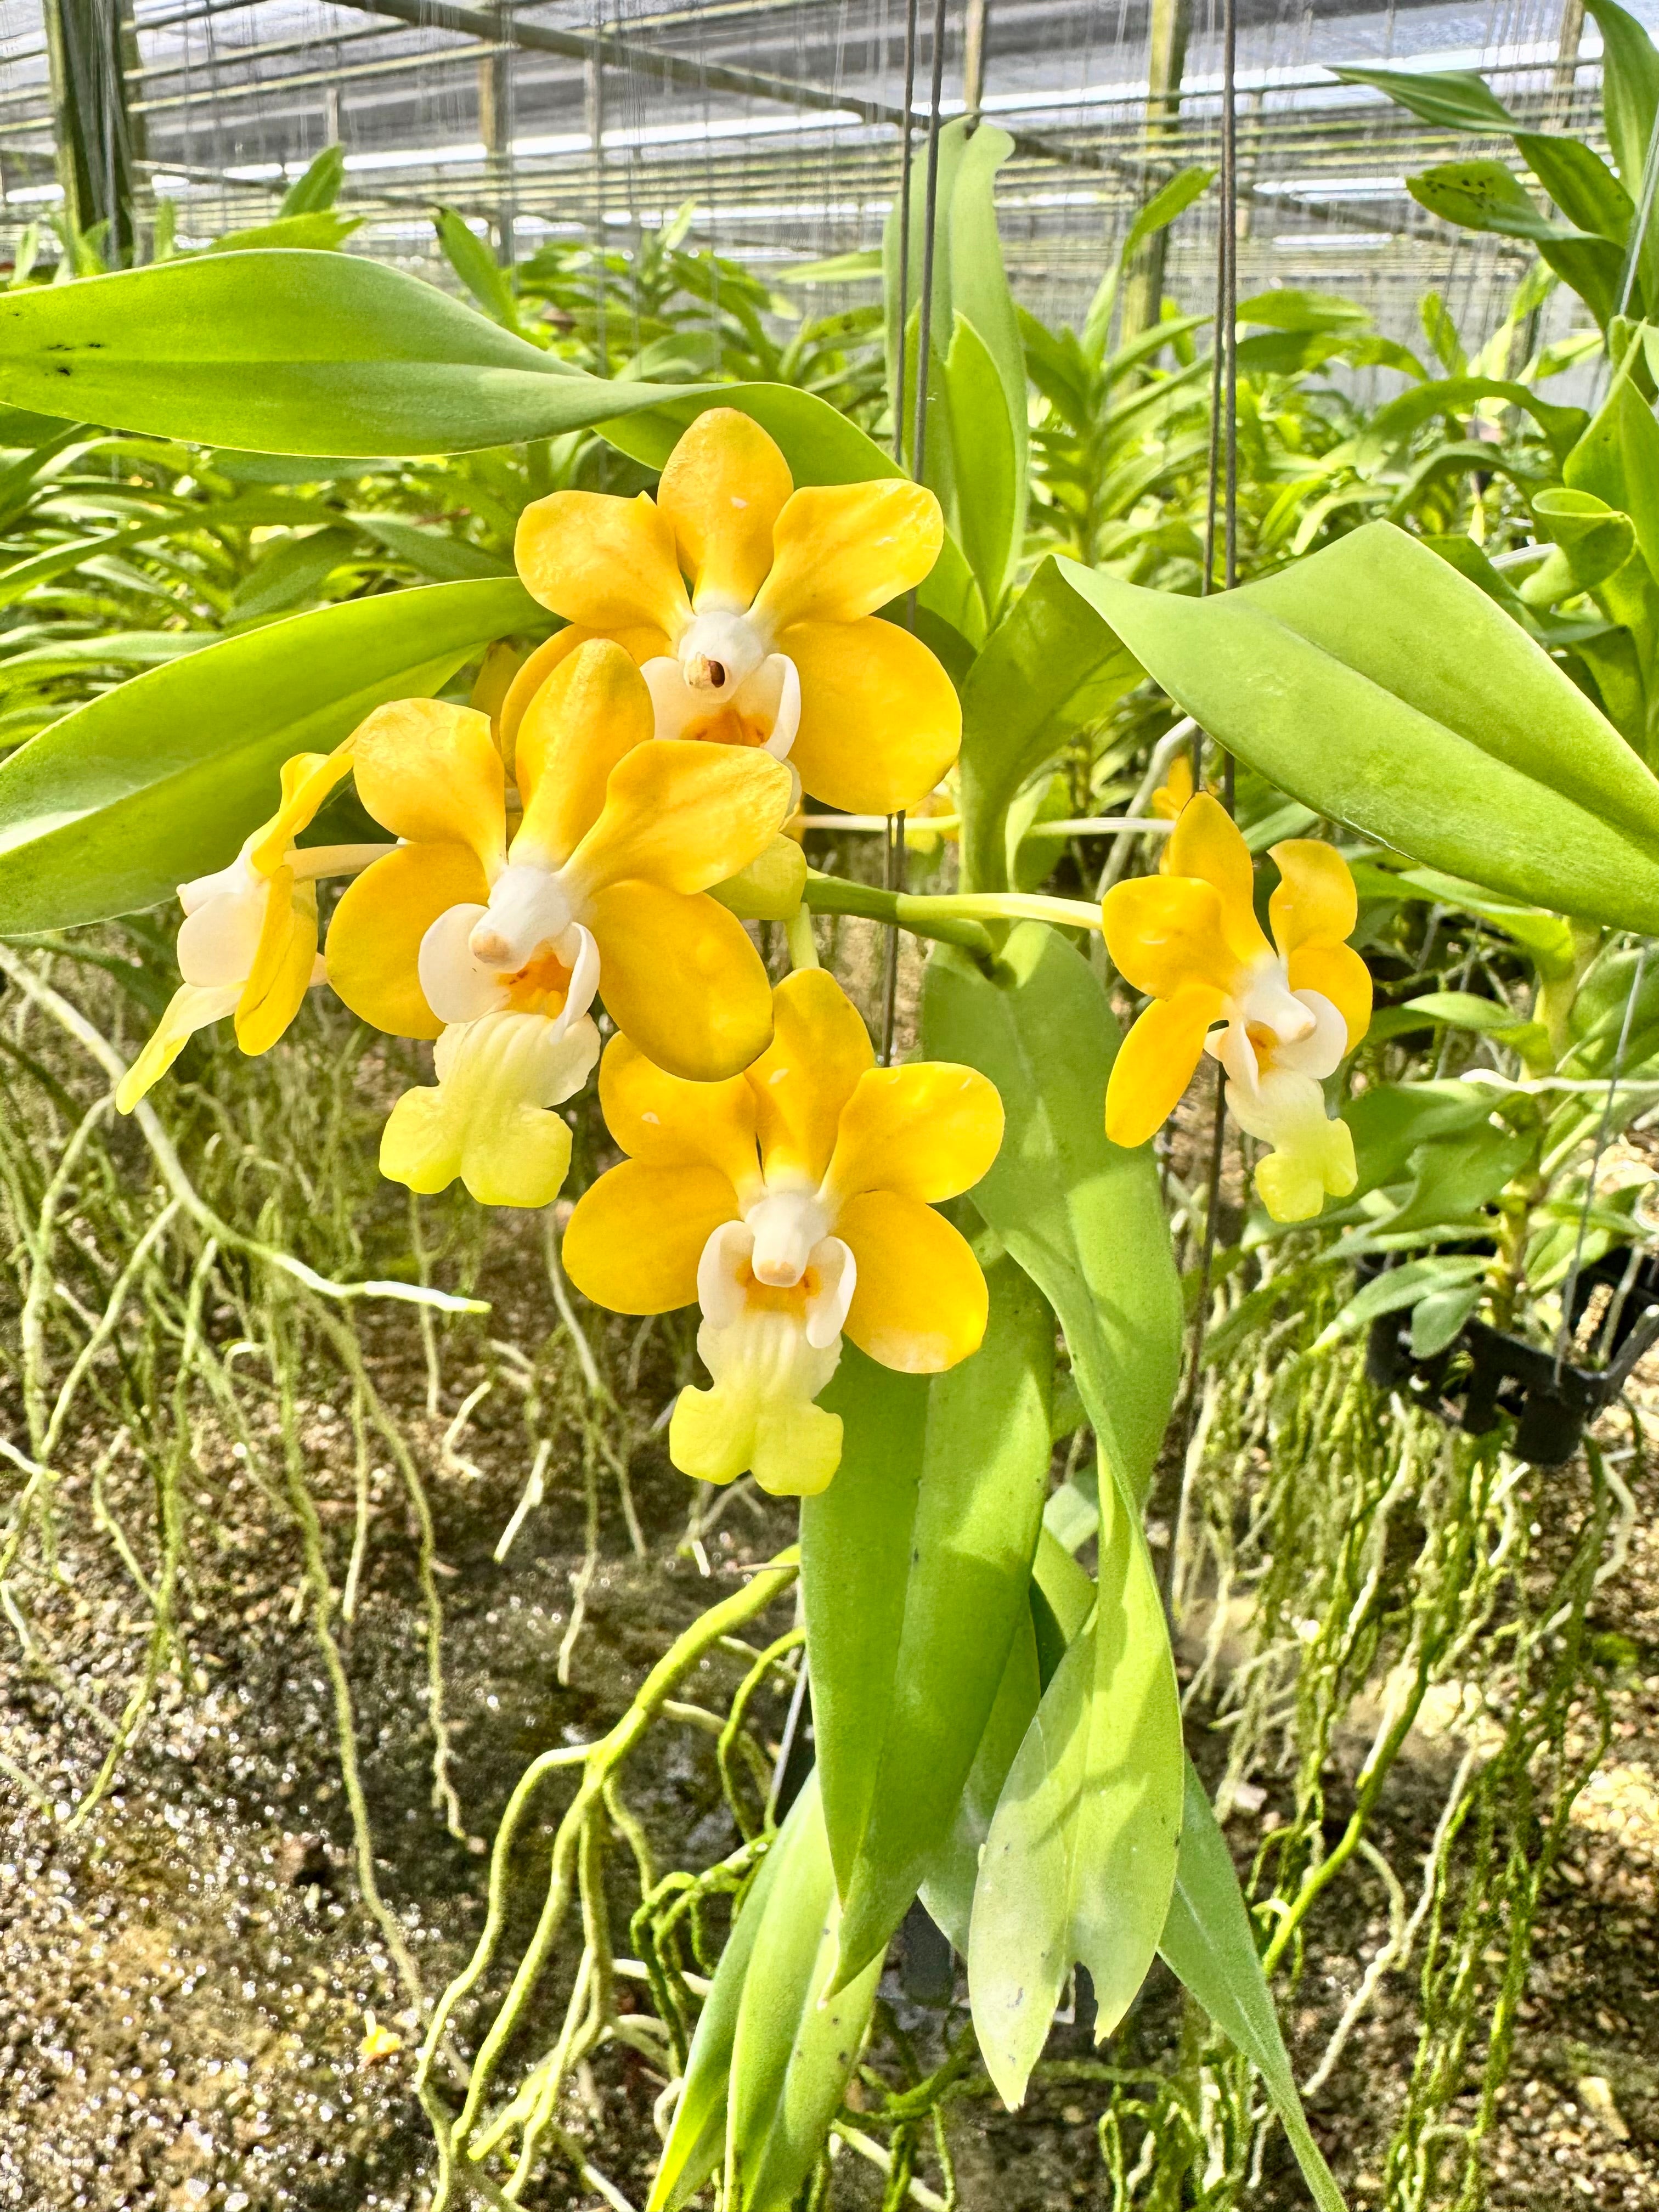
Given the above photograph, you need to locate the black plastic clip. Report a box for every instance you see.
[1360,1244,1659,1465]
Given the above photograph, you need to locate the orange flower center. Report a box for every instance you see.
[735,1256,821,1315]
[682,702,774,750]
[503,944,574,1018]
[1245,1019,1280,1074]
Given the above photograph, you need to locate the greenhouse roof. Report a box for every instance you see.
[0,0,1640,340]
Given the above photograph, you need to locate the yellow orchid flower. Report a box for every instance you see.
[1149,751,1195,823]
[1103,793,1372,1223]
[116,749,356,1113]
[562,970,1004,1496]
[504,408,962,816]
[324,639,793,1205]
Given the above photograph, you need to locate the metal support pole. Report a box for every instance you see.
[961,0,988,118]
[585,27,606,369]
[477,0,514,263]
[1553,0,1586,119]
[42,0,140,265]
[1119,0,1189,341]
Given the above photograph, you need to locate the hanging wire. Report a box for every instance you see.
[1554,943,1649,1382]
[891,0,921,470]
[1167,0,1239,1605]
[881,0,947,1067]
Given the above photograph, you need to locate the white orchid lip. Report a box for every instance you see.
[466,861,576,969]
[678,608,769,691]
[697,1215,856,1353]
[642,647,800,764]
[420,902,600,1032]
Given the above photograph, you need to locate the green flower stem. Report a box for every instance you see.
[804,873,1100,951]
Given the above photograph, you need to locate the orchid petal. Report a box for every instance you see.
[512,637,655,870]
[379,1011,597,1208]
[823,1062,1003,1207]
[778,616,961,814]
[514,488,691,637]
[587,879,775,1082]
[596,1031,761,1195]
[568,737,791,899]
[838,1190,989,1374]
[753,479,943,631]
[1103,874,1244,1002]
[326,841,490,1040]
[350,698,505,877]
[564,1158,741,1313]
[115,981,241,1113]
[1286,941,1373,1051]
[1167,793,1271,967]
[235,870,318,1056]
[657,408,795,612]
[1269,836,1358,957]
[245,748,354,877]
[745,968,873,1186]
[1104,986,1224,1149]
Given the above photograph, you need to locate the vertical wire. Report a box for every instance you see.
[1167,0,1238,1611]
[892,0,921,469]
[882,0,947,1068]
[1555,944,1648,1381]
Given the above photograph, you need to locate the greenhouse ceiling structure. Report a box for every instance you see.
[0,0,1640,341]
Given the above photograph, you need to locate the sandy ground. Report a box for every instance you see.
[1,1200,1656,2210]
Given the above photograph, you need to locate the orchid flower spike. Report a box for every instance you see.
[116,748,357,1113]
[1103,793,1372,1223]
[325,638,793,1208]
[562,971,1005,1496]
[504,407,962,816]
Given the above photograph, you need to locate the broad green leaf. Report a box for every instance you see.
[1312,1253,1489,1348]
[1122,167,1216,275]
[206,211,362,255]
[1238,287,1370,333]
[1395,988,1530,1035]
[1335,1126,1535,1250]
[1565,374,1659,588]
[1159,1759,1347,2212]
[1515,133,1635,244]
[802,1255,1054,1988]
[946,312,1022,620]
[1341,1081,1498,1198]
[0,252,682,455]
[944,314,1020,618]
[956,557,1142,891]
[0,631,213,690]
[922,924,1182,1509]
[227,523,358,619]
[1033,1525,1096,1639]
[1408,160,1587,244]
[1412,1282,1482,1355]
[918,1605,1042,1954]
[968,1474,1182,2106]
[0,575,540,929]
[1355,375,1587,469]
[347,511,515,582]
[434,205,524,334]
[1333,64,1515,132]
[945,124,1028,606]
[1532,486,1640,590]
[650,1809,797,2212]
[279,144,346,216]
[1057,523,1659,933]
[598,382,983,645]
[1584,0,1659,205]
[724,1775,882,2212]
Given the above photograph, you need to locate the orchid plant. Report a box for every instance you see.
[5,59,1659,2212]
